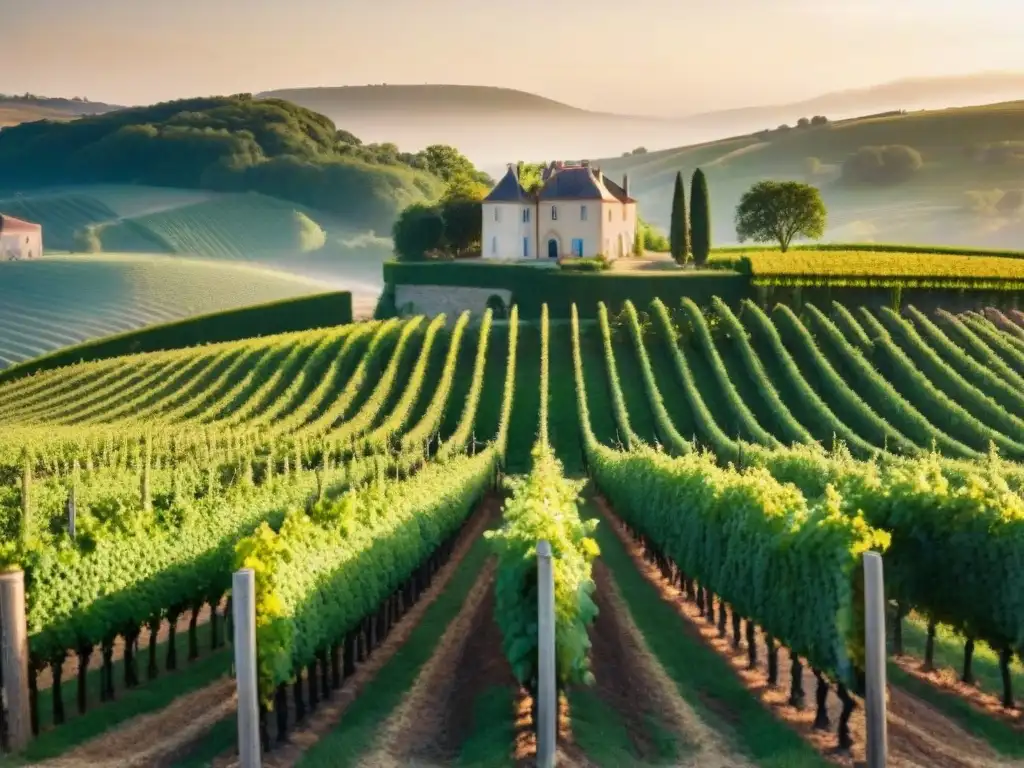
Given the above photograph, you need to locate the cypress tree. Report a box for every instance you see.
[669,171,690,264]
[690,168,712,265]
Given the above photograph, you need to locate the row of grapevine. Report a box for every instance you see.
[860,309,1024,458]
[726,300,880,457]
[490,303,599,702]
[619,302,693,455]
[678,298,784,447]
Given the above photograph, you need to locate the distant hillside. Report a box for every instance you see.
[0,94,121,127]
[259,84,693,166]
[681,72,1024,134]
[598,100,1024,251]
[0,95,444,232]
[258,84,607,116]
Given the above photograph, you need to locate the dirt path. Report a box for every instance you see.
[892,656,1023,733]
[586,559,752,768]
[212,493,505,768]
[594,495,1017,768]
[34,678,237,768]
[357,559,503,767]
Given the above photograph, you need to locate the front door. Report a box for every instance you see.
[547,238,558,259]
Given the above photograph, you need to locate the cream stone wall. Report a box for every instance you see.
[482,202,535,259]
[394,285,513,318]
[537,201,604,259]
[599,201,636,260]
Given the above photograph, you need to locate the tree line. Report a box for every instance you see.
[0,95,490,233]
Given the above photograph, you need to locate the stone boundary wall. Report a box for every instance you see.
[394,285,512,319]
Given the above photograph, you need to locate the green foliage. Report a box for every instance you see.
[735,180,827,252]
[669,171,690,264]
[638,217,669,252]
[689,168,711,265]
[841,145,923,185]
[392,197,483,260]
[0,95,443,230]
[237,446,498,704]
[488,443,599,689]
[392,203,446,260]
[558,255,610,272]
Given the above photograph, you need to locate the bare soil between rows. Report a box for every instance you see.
[593,494,1010,768]
[891,655,1023,733]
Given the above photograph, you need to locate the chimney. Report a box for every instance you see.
[622,174,630,197]
[508,162,517,178]
[596,168,604,185]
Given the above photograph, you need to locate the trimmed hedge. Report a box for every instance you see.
[0,291,353,383]
[382,261,750,318]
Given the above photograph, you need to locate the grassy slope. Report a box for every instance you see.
[0,254,331,370]
[597,101,1024,249]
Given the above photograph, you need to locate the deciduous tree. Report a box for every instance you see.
[734,180,826,253]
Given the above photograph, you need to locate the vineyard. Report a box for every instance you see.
[0,297,1022,767]
[0,255,329,370]
[711,250,1024,290]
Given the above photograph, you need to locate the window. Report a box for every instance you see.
[622,206,627,220]
[523,237,529,258]
[491,236,497,255]
[572,238,584,257]
[580,205,587,221]
[551,205,558,221]
[607,208,612,222]
[494,207,501,222]
[522,208,531,223]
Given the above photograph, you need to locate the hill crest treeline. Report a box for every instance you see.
[0,94,445,230]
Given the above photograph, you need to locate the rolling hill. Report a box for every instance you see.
[598,100,1024,250]
[0,253,332,369]
[0,186,389,319]
[0,94,121,127]
[0,95,444,233]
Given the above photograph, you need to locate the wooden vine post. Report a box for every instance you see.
[232,568,261,767]
[863,552,888,767]
[536,540,556,768]
[0,570,32,752]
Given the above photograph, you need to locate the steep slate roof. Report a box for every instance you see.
[0,215,41,234]
[537,166,617,201]
[601,175,636,203]
[483,166,531,202]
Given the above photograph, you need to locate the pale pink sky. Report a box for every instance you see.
[3,0,1022,114]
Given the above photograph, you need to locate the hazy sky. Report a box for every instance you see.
[3,0,1021,115]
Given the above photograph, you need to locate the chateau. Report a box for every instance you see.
[481,161,637,260]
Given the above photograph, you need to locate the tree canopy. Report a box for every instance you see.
[0,95,490,231]
[734,180,826,252]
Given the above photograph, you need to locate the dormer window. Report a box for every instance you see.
[551,206,558,221]
[580,205,588,221]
